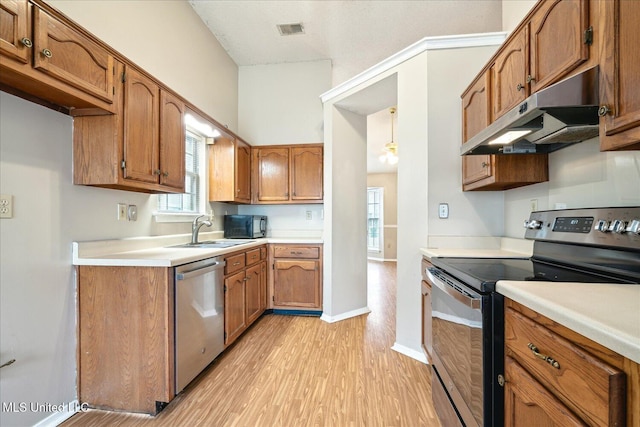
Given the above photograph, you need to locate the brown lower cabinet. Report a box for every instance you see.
[421,257,433,362]
[223,246,267,346]
[504,298,639,427]
[77,265,174,415]
[269,244,323,311]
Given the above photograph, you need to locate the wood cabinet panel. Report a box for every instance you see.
[245,263,263,325]
[492,27,528,120]
[599,0,640,150]
[225,253,246,275]
[463,154,548,191]
[208,136,251,204]
[291,146,323,201]
[528,0,589,93]
[78,266,174,414]
[505,357,585,427]
[273,245,319,259]
[32,7,114,104]
[505,307,625,426]
[273,260,321,309]
[122,66,160,185]
[224,270,246,346]
[159,90,185,190]
[245,248,262,266]
[254,147,290,202]
[0,0,29,63]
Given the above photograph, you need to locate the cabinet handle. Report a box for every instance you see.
[153,169,161,175]
[233,262,241,266]
[516,83,524,91]
[481,162,488,168]
[527,343,560,369]
[526,75,536,84]
[20,37,32,48]
[598,105,611,117]
[285,192,289,197]
[162,171,169,177]
[41,48,53,58]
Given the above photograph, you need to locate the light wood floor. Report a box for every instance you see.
[62,261,439,426]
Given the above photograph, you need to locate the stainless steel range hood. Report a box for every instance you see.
[461,67,600,155]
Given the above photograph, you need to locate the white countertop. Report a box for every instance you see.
[420,248,530,258]
[498,281,640,364]
[420,237,533,259]
[73,235,323,267]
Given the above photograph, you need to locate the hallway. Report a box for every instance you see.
[62,261,438,426]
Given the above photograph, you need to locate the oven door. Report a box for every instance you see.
[428,267,494,427]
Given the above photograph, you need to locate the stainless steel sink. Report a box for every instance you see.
[169,240,255,249]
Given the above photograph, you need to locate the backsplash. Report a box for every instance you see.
[504,137,640,238]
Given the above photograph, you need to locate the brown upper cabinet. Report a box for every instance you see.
[598,0,640,151]
[462,71,549,191]
[0,0,116,114]
[252,144,323,204]
[208,136,252,204]
[73,63,186,194]
[491,0,590,121]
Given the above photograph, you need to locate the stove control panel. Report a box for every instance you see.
[524,207,640,250]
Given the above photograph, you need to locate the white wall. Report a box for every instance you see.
[427,47,504,238]
[50,0,239,131]
[238,60,331,145]
[502,0,537,33]
[504,139,640,237]
[0,2,238,425]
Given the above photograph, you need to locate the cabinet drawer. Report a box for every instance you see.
[246,248,262,265]
[273,246,319,259]
[505,308,625,427]
[225,253,246,275]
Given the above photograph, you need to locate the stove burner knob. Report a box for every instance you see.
[626,219,640,235]
[527,220,542,229]
[595,219,610,232]
[523,220,530,228]
[610,219,627,234]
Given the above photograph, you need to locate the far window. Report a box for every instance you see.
[367,187,384,252]
[157,130,203,213]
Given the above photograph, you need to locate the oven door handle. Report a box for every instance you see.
[426,268,481,309]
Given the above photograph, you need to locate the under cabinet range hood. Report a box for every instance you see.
[461,67,600,155]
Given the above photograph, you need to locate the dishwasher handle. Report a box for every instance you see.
[176,261,225,281]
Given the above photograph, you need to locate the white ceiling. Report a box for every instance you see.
[188,0,503,174]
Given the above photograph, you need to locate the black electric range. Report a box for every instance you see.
[427,207,640,427]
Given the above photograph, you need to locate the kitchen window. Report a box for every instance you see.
[155,130,206,220]
[367,187,383,252]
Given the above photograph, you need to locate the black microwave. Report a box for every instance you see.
[224,215,267,239]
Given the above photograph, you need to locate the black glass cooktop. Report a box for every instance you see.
[429,256,635,293]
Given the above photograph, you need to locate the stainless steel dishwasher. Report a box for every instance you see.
[175,256,225,393]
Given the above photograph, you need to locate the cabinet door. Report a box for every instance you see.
[421,280,432,362]
[159,90,185,191]
[273,259,320,309]
[245,263,262,325]
[505,357,586,427]
[255,147,289,202]
[492,27,528,120]
[32,7,114,104]
[224,270,246,346]
[599,0,640,150]
[0,0,30,63]
[461,71,494,186]
[123,67,160,185]
[259,261,267,313]
[529,0,589,93]
[235,139,251,203]
[291,146,323,201]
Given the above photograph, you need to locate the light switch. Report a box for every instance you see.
[117,203,127,221]
[438,203,449,219]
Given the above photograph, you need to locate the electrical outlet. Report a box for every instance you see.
[117,203,127,221]
[438,203,449,219]
[530,199,538,212]
[306,210,312,220]
[0,194,13,219]
[127,205,138,221]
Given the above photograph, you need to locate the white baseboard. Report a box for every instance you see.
[391,342,429,364]
[32,400,83,427]
[367,257,397,262]
[320,306,371,323]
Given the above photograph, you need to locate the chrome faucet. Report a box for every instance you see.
[191,215,212,244]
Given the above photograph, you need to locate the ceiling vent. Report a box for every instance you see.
[277,23,305,36]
